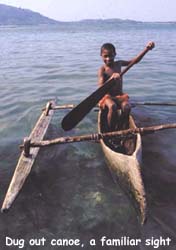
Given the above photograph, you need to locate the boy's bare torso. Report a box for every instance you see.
[101,61,123,96]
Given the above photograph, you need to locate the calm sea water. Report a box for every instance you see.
[0,22,176,249]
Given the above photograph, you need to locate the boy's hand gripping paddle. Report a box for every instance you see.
[62,43,155,131]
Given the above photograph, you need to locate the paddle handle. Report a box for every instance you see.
[120,43,155,77]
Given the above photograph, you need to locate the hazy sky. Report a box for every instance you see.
[0,0,175,22]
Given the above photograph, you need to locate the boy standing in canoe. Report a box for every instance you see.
[98,41,154,131]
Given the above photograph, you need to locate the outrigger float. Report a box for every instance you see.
[1,101,55,213]
[1,100,176,225]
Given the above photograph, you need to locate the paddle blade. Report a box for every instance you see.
[61,79,114,131]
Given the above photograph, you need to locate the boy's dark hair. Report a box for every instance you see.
[100,43,116,55]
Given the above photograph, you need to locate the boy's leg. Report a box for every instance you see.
[104,98,118,131]
[121,100,131,129]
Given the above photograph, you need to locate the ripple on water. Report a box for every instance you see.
[0,25,176,241]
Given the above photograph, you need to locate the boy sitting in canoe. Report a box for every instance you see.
[98,41,154,131]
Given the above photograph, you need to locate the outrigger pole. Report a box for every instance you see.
[44,102,176,111]
[21,122,176,156]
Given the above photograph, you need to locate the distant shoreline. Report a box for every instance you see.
[0,3,175,25]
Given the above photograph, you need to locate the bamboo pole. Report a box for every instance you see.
[45,104,75,110]
[131,102,176,107]
[20,123,176,149]
[42,104,99,111]
[42,102,176,112]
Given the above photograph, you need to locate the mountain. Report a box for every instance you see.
[79,18,175,25]
[80,18,141,23]
[0,4,59,25]
[0,4,175,26]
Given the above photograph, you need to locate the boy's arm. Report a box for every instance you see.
[120,41,155,67]
[98,67,105,87]
[97,67,111,105]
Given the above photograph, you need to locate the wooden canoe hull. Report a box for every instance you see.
[1,101,55,212]
[98,109,146,224]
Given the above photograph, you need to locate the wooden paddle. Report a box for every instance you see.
[21,122,176,149]
[61,44,154,131]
